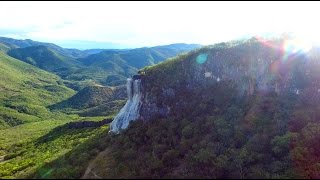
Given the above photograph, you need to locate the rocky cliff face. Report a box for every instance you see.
[110,77,143,133]
[111,37,320,131]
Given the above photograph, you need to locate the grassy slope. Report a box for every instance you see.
[0,52,75,127]
[0,43,11,53]
[7,46,83,79]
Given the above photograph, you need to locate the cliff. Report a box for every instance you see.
[138,37,320,122]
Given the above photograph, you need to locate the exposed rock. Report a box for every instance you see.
[132,74,142,80]
[110,78,142,133]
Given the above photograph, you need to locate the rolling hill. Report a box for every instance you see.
[75,43,201,85]
[0,43,13,53]
[4,37,201,86]
[80,44,201,68]
[7,45,83,78]
[0,36,89,59]
[50,85,127,116]
[0,51,75,128]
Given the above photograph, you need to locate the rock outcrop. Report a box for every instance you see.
[110,77,143,133]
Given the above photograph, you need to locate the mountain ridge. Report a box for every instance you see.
[2,36,201,86]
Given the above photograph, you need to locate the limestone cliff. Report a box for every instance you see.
[111,37,320,131]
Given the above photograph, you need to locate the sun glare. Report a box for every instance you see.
[283,38,312,54]
[278,34,314,62]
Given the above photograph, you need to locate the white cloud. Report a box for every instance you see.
[0,1,320,47]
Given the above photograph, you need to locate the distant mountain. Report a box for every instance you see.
[2,36,201,87]
[80,44,201,68]
[77,44,202,85]
[0,36,90,58]
[0,37,46,48]
[153,43,204,51]
[52,40,132,50]
[7,45,84,79]
[82,49,106,55]
[0,52,75,128]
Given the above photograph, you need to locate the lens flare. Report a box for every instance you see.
[196,53,208,64]
[255,34,313,60]
[282,38,312,61]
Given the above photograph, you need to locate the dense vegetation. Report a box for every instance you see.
[0,116,109,179]
[50,85,126,116]
[89,93,299,178]
[29,120,112,179]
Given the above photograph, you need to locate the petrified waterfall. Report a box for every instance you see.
[110,78,142,133]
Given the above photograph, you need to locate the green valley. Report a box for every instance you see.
[0,51,111,178]
[0,36,200,179]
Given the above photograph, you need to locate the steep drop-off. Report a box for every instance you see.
[110,77,142,133]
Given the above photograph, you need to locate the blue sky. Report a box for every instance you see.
[0,1,320,49]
